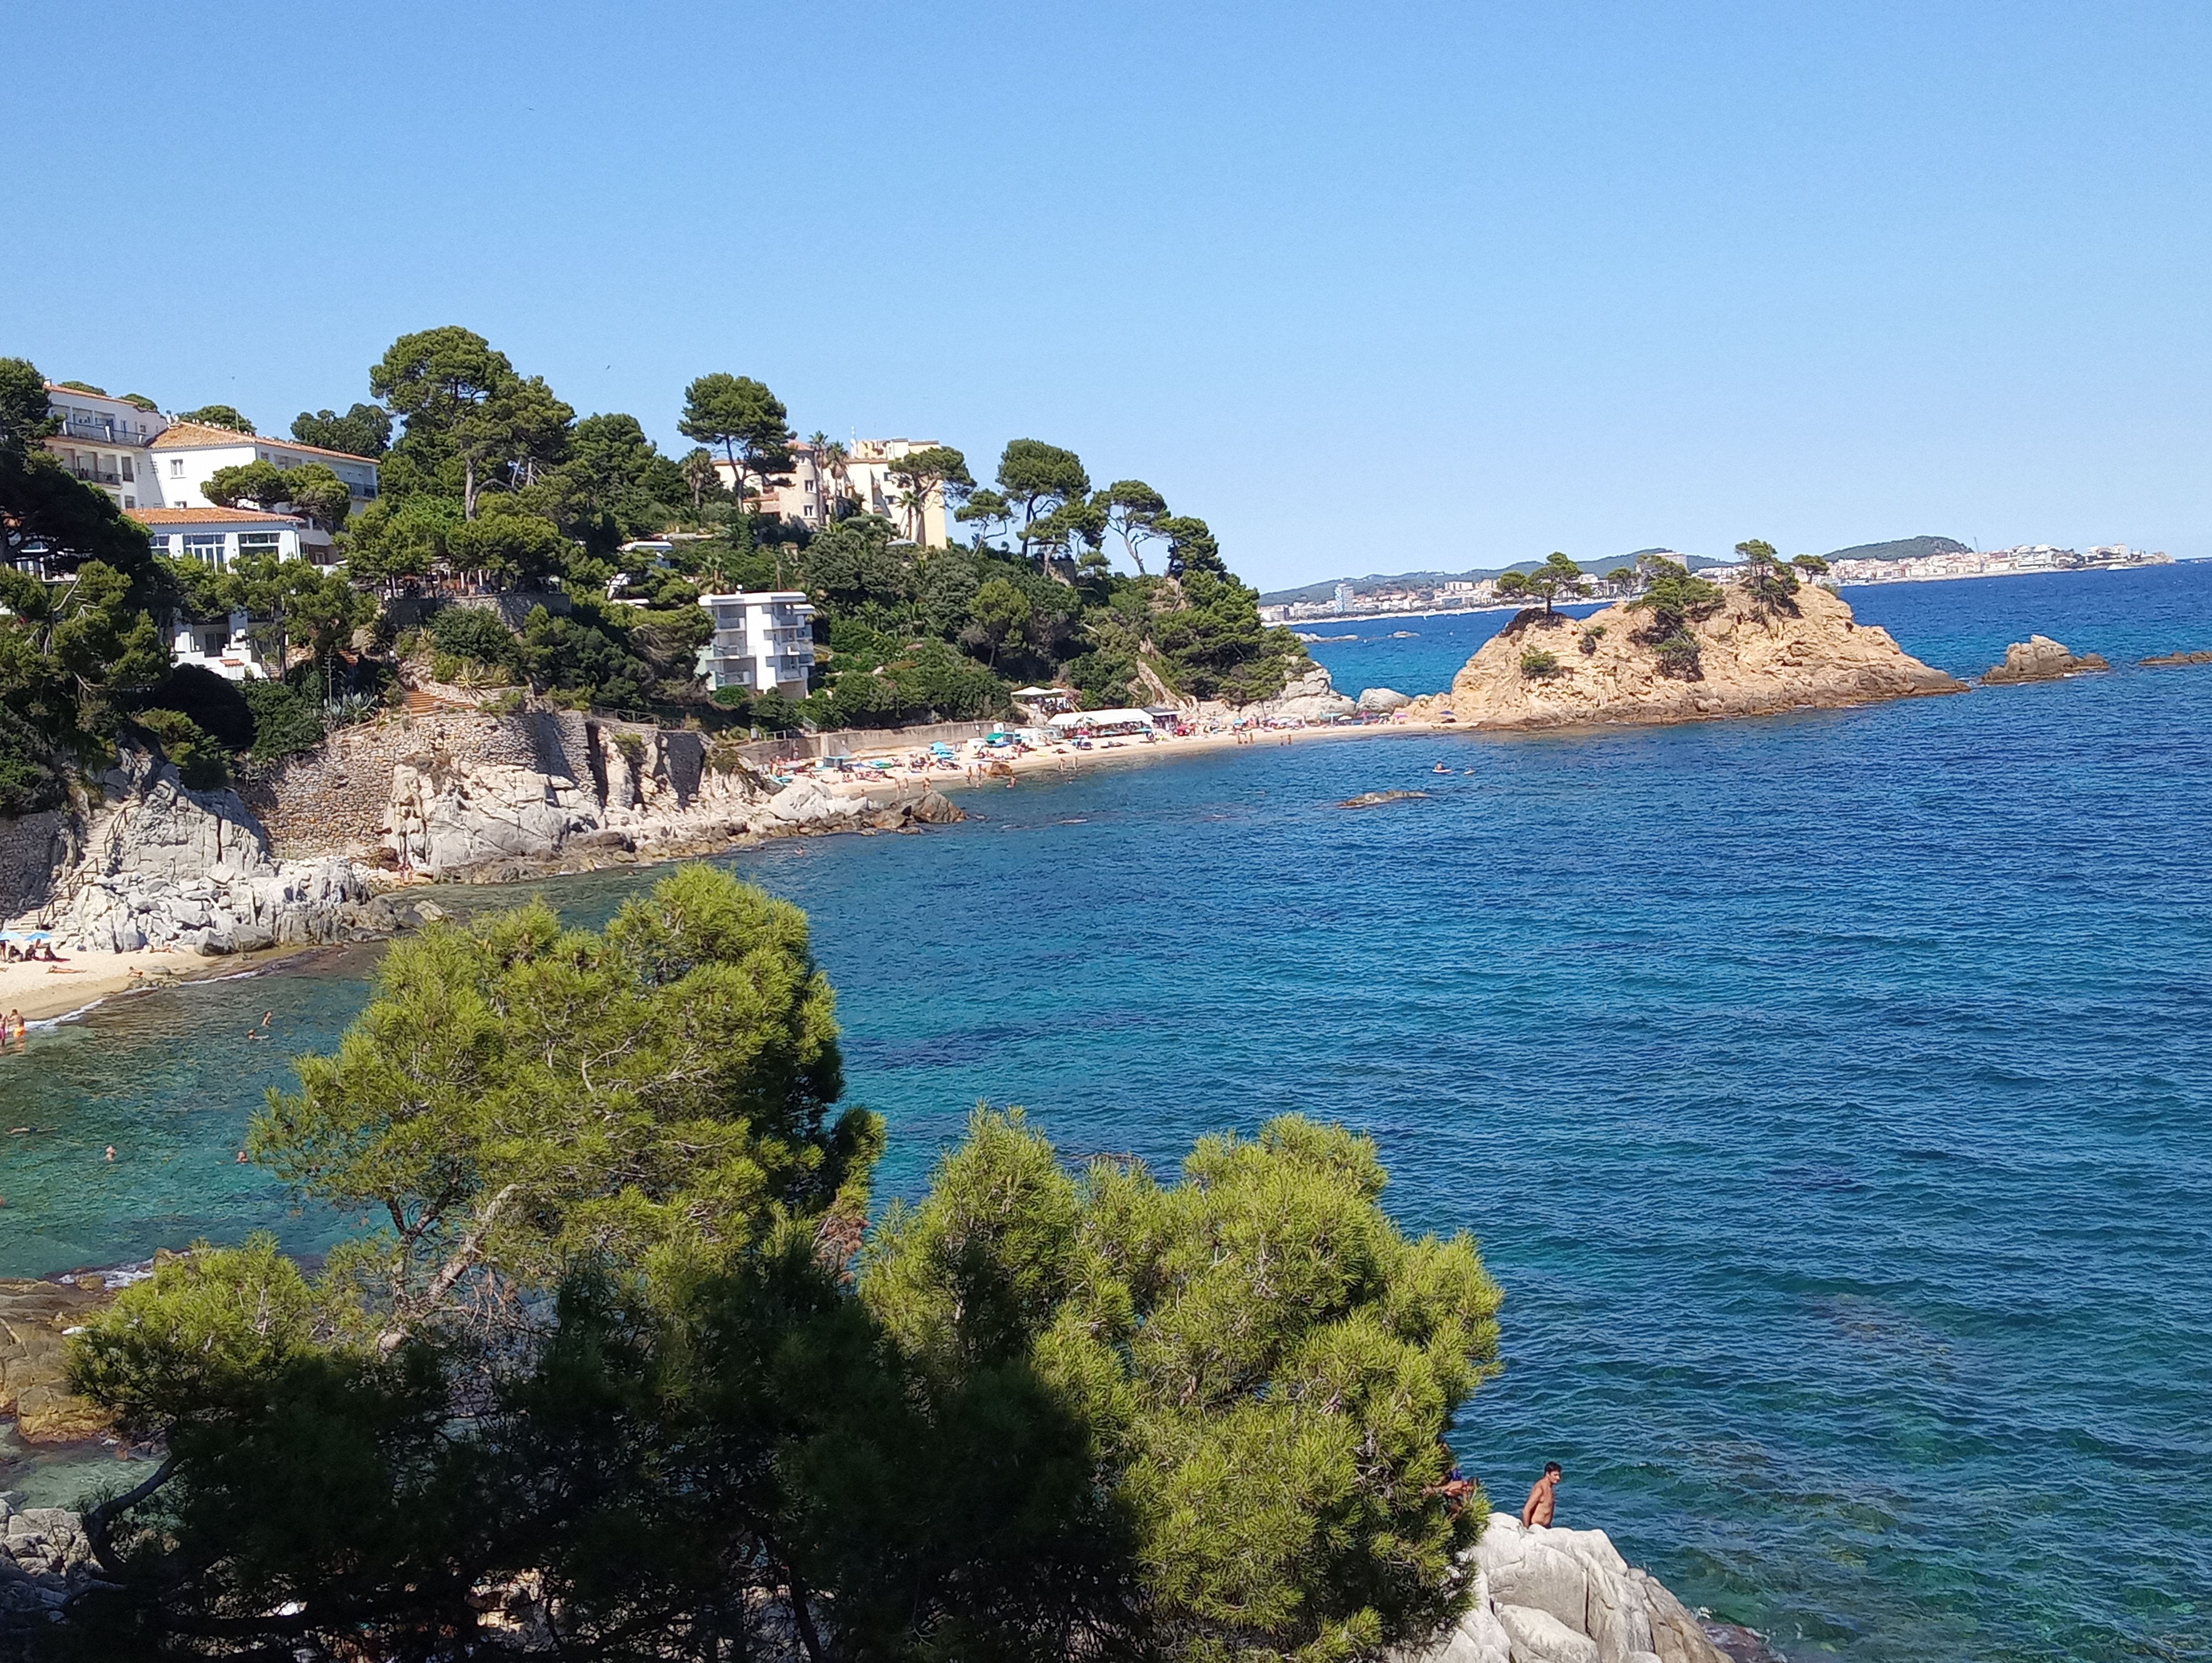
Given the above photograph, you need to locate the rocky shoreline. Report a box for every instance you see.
[0,715,970,963]
[0,1490,1785,1661]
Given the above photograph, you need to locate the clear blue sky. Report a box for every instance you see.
[8,1,2210,588]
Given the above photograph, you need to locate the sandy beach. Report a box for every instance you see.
[829,713,1457,798]
[0,945,310,1026]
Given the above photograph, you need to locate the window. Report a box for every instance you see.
[170,458,184,478]
[183,533,225,567]
[123,495,135,509]
[238,531,282,556]
[120,456,133,481]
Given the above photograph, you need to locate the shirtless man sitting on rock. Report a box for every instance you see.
[1520,1460,1562,1528]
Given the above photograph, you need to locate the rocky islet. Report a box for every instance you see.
[1403,582,1963,730]
[1979,635,2111,684]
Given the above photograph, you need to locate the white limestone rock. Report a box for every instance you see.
[1395,1519,1730,1663]
[1498,1601,1600,1663]
[43,749,380,953]
[1260,662,1359,722]
[1358,686,1413,711]
[384,758,604,876]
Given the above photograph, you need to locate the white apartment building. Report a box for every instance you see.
[151,421,379,513]
[128,506,321,567]
[711,437,953,545]
[695,591,817,698]
[42,385,167,511]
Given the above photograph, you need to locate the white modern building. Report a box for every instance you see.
[695,590,818,697]
[42,385,167,511]
[39,386,381,525]
[150,421,379,514]
[128,506,323,567]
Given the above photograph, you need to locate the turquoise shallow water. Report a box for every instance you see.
[4,565,2211,1661]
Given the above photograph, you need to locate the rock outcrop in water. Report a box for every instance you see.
[1405,584,1962,730]
[1980,636,2110,683]
[1395,1517,1737,1663]
[0,1277,113,1445]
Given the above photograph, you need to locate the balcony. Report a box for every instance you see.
[56,413,155,447]
[72,465,122,487]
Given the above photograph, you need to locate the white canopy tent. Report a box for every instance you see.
[1046,708,1156,736]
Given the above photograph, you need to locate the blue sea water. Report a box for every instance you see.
[4,565,2211,1661]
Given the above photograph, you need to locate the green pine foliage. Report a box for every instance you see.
[129,708,229,789]
[58,875,1506,1663]
[1628,558,1726,681]
[239,678,326,760]
[862,1109,1504,1663]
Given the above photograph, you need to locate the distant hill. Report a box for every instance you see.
[1820,535,1969,565]
[1260,550,1726,607]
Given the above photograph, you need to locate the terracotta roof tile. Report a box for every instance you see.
[127,507,305,526]
[150,423,379,465]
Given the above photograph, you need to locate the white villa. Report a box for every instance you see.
[712,437,953,546]
[149,421,379,514]
[40,390,381,522]
[42,386,167,511]
[695,591,817,697]
[127,506,323,569]
[171,610,272,681]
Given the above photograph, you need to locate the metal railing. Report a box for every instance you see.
[56,413,156,447]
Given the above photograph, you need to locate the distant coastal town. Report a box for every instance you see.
[1258,537,2174,623]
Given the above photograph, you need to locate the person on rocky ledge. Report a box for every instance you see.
[1520,1460,1563,1528]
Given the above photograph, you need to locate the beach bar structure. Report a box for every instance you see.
[1046,708,1156,739]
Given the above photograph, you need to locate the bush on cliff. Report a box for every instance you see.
[238,678,324,760]
[1628,558,1725,681]
[133,666,254,754]
[427,603,523,675]
[127,708,229,790]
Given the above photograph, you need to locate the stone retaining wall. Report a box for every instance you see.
[238,710,595,859]
[0,809,74,923]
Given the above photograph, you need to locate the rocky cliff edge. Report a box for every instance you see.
[1407,584,1962,730]
[1396,1516,1748,1663]
[32,746,390,955]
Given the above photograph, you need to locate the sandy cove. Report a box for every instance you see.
[0,944,316,1026]
[908,715,1456,791]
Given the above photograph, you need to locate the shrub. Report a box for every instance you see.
[0,711,63,816]
[132,708,230,789]
[429,605,522,671]
[241,678,325,760]
[1578,626,1606,656]
[1519,647,1562,679]
[153,665,256,753]
[1651,630,1704,679]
